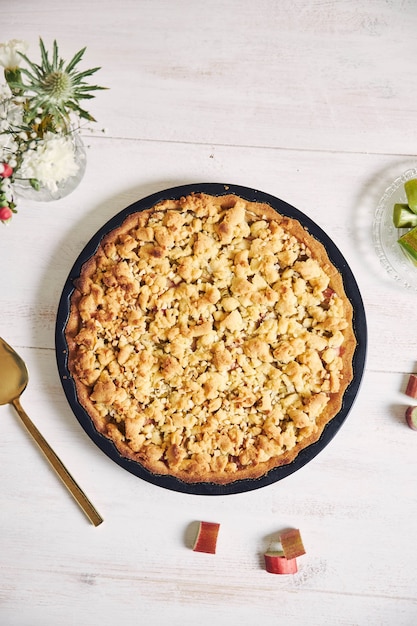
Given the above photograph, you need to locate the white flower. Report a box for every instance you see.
[0,89,22,160]
[0,84,23,126]
[19,132,80,192]
[0,124,19,159]
[0,39,28,70]
[0,177,13,202]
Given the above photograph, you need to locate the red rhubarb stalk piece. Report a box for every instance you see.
[279,528,306,560]
[405,406,417,431]
[264,552,298,574]
[192,521,220,554]
[405,374,417,399]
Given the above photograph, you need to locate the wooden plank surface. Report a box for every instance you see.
[1,2,417,625]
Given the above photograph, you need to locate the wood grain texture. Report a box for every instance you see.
[1,1,417,625]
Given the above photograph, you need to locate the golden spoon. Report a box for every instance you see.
[0,337,103,526]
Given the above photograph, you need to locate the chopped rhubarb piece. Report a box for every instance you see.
[279,528,306,560]
[192,521,220,554]
[405,374,417,399]
[404,178,417,214]
[264,551,298,574]
[405,406,417,430]
[322,287,335,300]
[393,203,417,228]
[398,227,417,265]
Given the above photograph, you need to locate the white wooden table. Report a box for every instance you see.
[2,2,417,625]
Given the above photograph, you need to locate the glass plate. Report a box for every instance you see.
[55,183,367,495]
[373,168,417,291]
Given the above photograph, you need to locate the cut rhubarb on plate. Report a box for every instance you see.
[192,521,220,554]
[405,406,417,430]
[279,528,306,560]
[404,179,417,214]
[393,203,417,228]
[398,228,417,265]
[405,374,417,399]
[264,551,298,574]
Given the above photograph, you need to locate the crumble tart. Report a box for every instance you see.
[65,192,357,484]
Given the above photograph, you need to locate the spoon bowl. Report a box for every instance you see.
[0,337,103,526]
[0,337,28,404]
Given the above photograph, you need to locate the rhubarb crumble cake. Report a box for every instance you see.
[65,192,357,484]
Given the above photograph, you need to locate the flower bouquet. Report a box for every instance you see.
[0,38,105,223]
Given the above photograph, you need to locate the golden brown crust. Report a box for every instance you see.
[65,192,356,484]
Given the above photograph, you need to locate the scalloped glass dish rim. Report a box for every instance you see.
[373,168,417,291]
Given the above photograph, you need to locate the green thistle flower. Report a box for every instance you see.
[6,38,106,131]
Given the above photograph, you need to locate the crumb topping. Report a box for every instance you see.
[67,193,354,482]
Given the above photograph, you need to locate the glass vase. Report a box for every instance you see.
[13,130,87,202]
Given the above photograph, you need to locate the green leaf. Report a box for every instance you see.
[65,47,87,74]
[52,40,59,71]
[74,84,106,92]
[16,55,43,80]
[39,38,52,73]
[73,93,95,101]
[29,178,41,190]
[72,66,103,82]
[17,77,44,94]
[77,106,97,122]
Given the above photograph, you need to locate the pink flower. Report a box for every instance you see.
[0,163,13,178]
[0,206,13,222]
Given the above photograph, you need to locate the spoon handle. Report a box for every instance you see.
[12,397,103,527]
